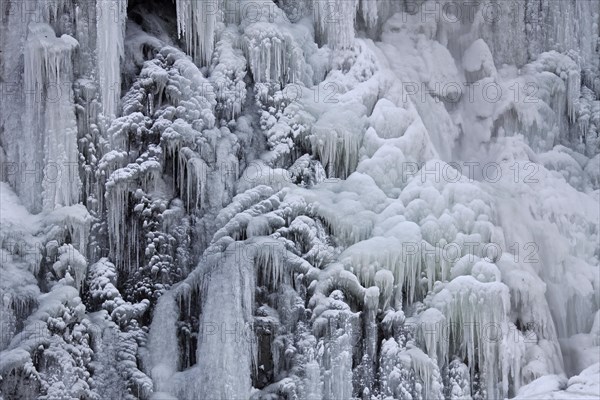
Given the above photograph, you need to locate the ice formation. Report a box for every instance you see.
[0,0,599,399]
[97,0,127,118]
[22,23,81,213]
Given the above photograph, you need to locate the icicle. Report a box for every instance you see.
[374,269,394,310]
[96,0,127,118]
[416,308,448,367]
[175,0,220,66]
[430,276,511,398]
[105,161,160,271]
[360,0,379,30]
[178,147,208,212]
[362,286,379,392]
[313,0,359,49]
[252,237,287,289]
[242,23,306,85]
[566,69,581,122]
[310,103,366,179]
[341,221,423,305]
[22,23,81,213]
[105,179,129,270]
[405,345,444,400]
[45,204,93,257]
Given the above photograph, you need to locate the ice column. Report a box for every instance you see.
[193,245,256,399]
[96,0,127,118]
[23,23,81,213]
[148,292,180,395]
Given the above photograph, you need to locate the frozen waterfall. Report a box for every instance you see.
[0,0,599,399]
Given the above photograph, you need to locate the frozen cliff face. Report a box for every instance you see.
[0,0,599,399]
